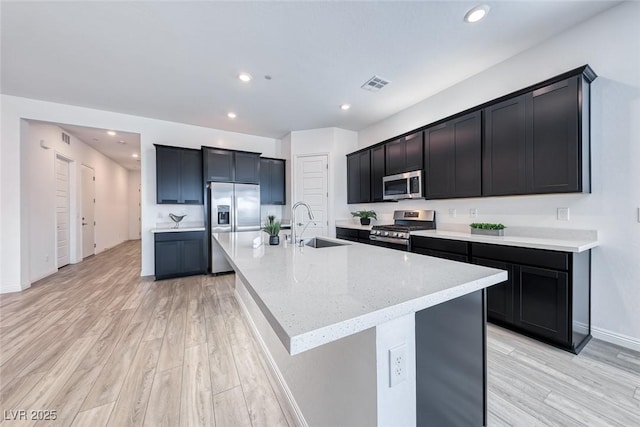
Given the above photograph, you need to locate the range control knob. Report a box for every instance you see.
[382,231,389,236]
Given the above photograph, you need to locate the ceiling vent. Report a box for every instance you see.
[61,132,70,144]
[361,75,390,92]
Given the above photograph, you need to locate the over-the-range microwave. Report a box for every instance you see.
[382,170,423,201]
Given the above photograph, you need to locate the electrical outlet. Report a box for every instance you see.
[637,207,640,223]
[469,208,478,219]
[389,344,407,387]
[45,255,49,262]
[557,207,570,221]
[448,208,457,218]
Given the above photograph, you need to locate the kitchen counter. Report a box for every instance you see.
[151,222,205,233]
[412,228,598,253]
[215,231,505,426]
[334,220,378,231]
[214,231,506,355]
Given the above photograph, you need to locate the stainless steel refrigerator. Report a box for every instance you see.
[209,182,261,274]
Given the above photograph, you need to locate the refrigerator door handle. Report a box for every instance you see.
[231,184,238,232]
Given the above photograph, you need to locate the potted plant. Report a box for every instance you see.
[470,223,506,237]
[263,215,282,245]
[351,210,377,226]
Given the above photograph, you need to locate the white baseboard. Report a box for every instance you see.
[591,326,640,352]
[234,290,308,427]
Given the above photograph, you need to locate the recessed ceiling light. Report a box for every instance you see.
[464,5,490,23]
[238,72,252,82]
[227,112,237,119]
[132,153,138,158]
[340,104,351,111]
[107,130,116,136]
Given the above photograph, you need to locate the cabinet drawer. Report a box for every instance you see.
[154,231,205,242]
[470,243,568,271]
[336,227,359,240]
[413,247,468,263]
[412,236,468,255]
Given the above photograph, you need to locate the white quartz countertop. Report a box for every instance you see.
[411,229,598,253]
[334,220,378,231]
[151,223,205,233]
[214,232,507,355]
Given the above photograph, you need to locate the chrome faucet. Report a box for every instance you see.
[291,201,315,245]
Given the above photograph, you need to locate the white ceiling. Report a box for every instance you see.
[59,123,141,171]
[1,1,619,139]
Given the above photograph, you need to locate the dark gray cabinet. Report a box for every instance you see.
[154,231,206,280]
[347,150,371,204]
[155,145,203,205]
[385,131,423,175]
[483,95,528,196]
[371,145,386,202]
[425,111,481,199]
[336,227,371,243]
[260,158,286,205]
[203,147,260,184]
[525,76,589,194]
[471,242,590,353]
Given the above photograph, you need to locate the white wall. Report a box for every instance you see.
[128,170,141,240]
[353,2,640,347]
[25,121,130,283]
[289,127,357,237]
[0,95,280,292]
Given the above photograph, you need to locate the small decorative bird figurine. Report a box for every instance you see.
[169,213,186,228]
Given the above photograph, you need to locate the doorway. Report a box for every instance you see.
[55,155,71,268]
[81,165,96,258]
[294,154,328,237]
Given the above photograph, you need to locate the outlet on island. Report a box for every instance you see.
[389,344,407,387]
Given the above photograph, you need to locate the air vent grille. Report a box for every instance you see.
[61,132,70,144]
[361,75,390,92]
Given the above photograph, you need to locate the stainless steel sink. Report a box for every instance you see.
[305,238,350,248]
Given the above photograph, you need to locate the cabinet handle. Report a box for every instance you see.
[184,199,200,204]
[161,199,179,203]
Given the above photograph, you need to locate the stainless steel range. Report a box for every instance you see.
[370,210,436,250]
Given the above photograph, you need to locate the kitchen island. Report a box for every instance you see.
[214,231,507,427]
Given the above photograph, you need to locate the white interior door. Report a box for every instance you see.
[81,165,96,258]
[295,154,328,237]
[55,156,70,268]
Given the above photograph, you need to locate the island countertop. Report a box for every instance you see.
[214,232,507,355]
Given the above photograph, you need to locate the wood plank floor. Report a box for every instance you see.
[0,240,638,426]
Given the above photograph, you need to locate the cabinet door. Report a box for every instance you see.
[235,152,261,184]
[271,159,286,205]
[452,111,482,197]
[473,257,514,324]
[181,239,204,275]
[483,96,527,196]
[425,122,454,199]
[404,131,423,171]
[371,145,385,202]
[526,76,580,194]
[180,149,203,204]
[155,241,181,279]
[156,146,181,204]
[259,158,272,204]
[516,265,569,345]
[347,152,371,204]
[385,139,405,175]
[358,150,371,203]
[204,148,234,182]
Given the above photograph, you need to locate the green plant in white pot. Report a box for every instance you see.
[351,210,377,226]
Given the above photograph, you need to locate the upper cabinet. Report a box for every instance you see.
[203,147,260,184]
[385,131,423,175]
[425,111,482,199]
[347,150,371,204]
[370,145,386,202]
[525,76,588,194]
[483,96,528,196]
[155,145,203,205]
[260,158,286,205]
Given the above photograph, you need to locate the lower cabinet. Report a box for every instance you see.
[411,236,468,262]
[471,243,590,353]
[154,231,206,280]
[336,227,371,243]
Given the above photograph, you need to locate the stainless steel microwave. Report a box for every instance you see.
[382,170,423,201]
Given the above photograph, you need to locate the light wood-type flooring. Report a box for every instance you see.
[0,240,638,426]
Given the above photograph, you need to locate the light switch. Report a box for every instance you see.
[448,208,457,218]
[469,208,478,219]
[557,207,570,221]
